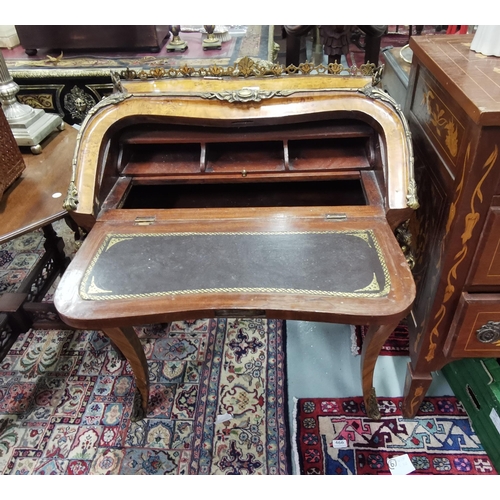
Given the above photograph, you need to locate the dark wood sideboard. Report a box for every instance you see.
[15,26,171,56]
[402,34,500,416]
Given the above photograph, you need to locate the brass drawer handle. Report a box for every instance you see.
[476,321,500,343]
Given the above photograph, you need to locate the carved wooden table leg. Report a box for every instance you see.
[102,326,149,421]
[42,223,70,271]
[64,214,84,241]
[360,320,401,419]
[402,363,433,418]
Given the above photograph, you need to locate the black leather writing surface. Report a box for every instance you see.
[80,230,390,300]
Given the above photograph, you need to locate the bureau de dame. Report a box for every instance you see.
[54,62,418,420]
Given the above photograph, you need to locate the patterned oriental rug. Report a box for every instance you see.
[294,396,497,475]
[0,318,288,475]
[351,322,410,357]
[0,225,289,474]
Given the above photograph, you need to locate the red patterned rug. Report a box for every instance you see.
[352,321,409,356]
[294,396,498,475]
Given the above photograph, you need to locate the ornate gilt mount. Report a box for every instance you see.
[476,321,500,343]
[63,91,132,211]
[63,85,96,121]
[365,387,381,420]
[395,220,416,270]
[63,181,79,211]
[359,85,419,210]
[200,88,294,103]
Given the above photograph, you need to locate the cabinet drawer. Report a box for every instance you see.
[206,141,285,173]
[446,292,500,357]
[468,207,500,287]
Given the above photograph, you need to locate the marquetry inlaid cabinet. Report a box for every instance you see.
[402,35,500,417]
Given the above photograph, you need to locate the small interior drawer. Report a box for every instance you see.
[206,141,285,173]
[288,137,371,171]
[445,292,500,357]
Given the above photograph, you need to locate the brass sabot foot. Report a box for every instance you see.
[366,387,381,420]
[131,388,147,422]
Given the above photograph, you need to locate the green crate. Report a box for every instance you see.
[443,358,500,470]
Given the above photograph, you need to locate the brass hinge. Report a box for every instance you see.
[134,216,156,226]
[325,213,347,220]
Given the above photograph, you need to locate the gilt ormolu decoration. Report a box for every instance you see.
[113,55,380,81]
[200,88,294,103]
[359,85,419,210]
[66,63,418,215]
[63,85,96,121]
[63,90,132,211]
[395,220,415,270]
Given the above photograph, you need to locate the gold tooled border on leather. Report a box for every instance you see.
[79,230,391,301]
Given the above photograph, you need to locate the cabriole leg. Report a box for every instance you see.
[102,326,149,420]
[360,320,401,419]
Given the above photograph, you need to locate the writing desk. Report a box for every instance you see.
[54,70,418,420]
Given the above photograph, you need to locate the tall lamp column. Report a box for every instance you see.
[0,51,64,154]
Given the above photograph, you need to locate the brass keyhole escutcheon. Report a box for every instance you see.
[242,170,247,177]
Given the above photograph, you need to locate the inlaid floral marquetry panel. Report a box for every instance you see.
[411,68,467,177]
